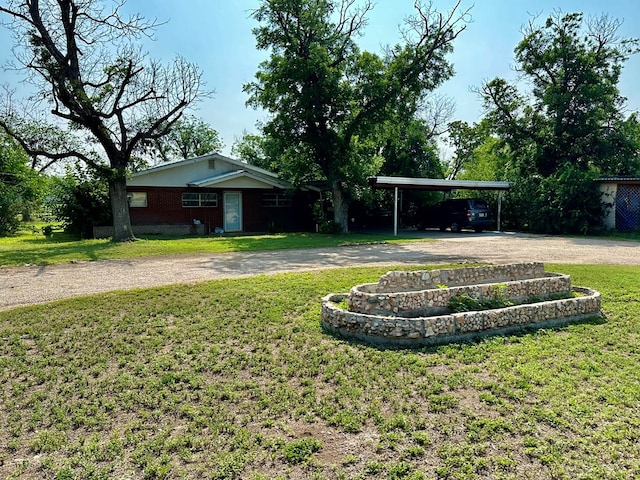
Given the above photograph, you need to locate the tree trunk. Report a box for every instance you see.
[109,175,136,242]
[331,180,350,234]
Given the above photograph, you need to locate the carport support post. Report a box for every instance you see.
[497,191,503,231]
[394,186,399,236]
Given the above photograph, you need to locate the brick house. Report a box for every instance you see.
[123,153,320,235]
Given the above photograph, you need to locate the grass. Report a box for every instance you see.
[1,263,639,479]
[0,228,426,267]
[588,230,640,242]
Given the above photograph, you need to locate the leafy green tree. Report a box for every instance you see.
[0,132,44,235]
[148,115,224,162]
[456,136,513,182]
[0,0,206,241]
[446,120,514,183]
[245,0,469,232]
[446,120,485,180]
[378,110,448,179]
[46,167,112,239]
[379,93,453,180]
[479,11,640,233]
[373,116,445,220]
[231,131,273,170]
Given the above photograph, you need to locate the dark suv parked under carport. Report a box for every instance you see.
[417,198,494,233]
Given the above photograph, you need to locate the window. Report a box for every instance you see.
[182,192,217,207]
[262,192,292,208]
[127,192,147,207]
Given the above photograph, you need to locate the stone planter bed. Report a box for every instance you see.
[321,263,602,347]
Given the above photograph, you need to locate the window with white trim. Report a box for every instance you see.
[127,192,147,207]
[182,192,218,207]
[262,192,292,207]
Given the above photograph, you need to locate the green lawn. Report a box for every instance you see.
[1,264,638,479]
[0,230,426,267]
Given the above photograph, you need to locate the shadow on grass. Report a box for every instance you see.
[1,234,121,265]
[192,232,421,252]
[0,231,430,267]
[20,235,92,245]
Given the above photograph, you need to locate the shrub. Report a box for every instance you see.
[46,168,111,238]
[318,220,342,234]
[505,165,603,235]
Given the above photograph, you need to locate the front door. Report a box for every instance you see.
[224,192,242,232]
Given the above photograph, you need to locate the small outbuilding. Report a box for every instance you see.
[598,177,640,231]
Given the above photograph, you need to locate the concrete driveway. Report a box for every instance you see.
[1,231,638,311]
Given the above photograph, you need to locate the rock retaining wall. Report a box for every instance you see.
[371,262,546,292]
[321,263,602,347]
[349,268,571,317]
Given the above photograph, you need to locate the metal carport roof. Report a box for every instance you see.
[369,176,512,191]
[367,176,513,235]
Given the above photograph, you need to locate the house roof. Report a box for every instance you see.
[368,176,513,191]
[128,152,319,191]
[131,152,279,177]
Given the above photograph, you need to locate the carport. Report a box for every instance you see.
[368,176,513,236]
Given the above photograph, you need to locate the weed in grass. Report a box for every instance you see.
[211,451,251,480]
[437,443,489,478]
[6,438,20,452]
[427,393,458,412]
[382,413,412,432]
[54,467,75,480]
[341,454,358,466]
[378,432,405,452]
[411,431,431,447]
[281,437,322,465]
[493,455,517,473]
[478,391,502,405]
[402,445,425,459]
[29,429,67,453]
[466,417,514,442]
[387,461,419,479]
[325,408,364,433]
[364,460,384,475]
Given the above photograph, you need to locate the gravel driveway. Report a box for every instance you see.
[1,231,638,311]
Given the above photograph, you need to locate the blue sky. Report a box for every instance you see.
[1,0,640,157]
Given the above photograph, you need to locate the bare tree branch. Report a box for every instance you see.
[0,0,209,240]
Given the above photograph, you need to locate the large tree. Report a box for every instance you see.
[0,0,206,241]
[0,132,44,235]
[231,131,272,170]
[244,0,469,232]
[377,94,454,179]
[479,11,640,233]
[146,115,224,163]
[445,120,485,180]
